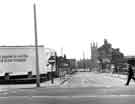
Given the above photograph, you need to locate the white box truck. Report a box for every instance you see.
[0,45,55,76]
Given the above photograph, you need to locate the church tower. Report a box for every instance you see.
[90,42,99,70]
[91,42,98,61]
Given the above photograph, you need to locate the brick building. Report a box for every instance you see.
[91,39,124,72]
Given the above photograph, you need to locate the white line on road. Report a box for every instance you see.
[0,95,135,99]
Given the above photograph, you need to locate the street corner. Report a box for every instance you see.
[39,76,71,88]
[0,77,72,91]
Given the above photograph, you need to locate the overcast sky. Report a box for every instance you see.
[0,0,135,59]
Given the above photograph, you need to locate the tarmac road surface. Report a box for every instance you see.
[0,72,135,104]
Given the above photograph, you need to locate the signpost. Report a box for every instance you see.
[48,56,56,84]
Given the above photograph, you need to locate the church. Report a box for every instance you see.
[91,39,125,72]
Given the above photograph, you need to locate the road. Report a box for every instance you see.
[0,72,135,104]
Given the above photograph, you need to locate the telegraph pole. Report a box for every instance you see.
[33,3,40,87]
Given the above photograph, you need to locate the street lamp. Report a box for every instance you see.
[33,3,40,87]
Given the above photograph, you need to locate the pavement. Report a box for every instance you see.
[0,75,71,92]
[103,73,127,80]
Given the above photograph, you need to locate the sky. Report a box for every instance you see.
[0,0,135,59]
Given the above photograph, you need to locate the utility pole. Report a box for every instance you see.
[33,3,40,87]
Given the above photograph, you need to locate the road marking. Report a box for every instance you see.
[0,95,135,99]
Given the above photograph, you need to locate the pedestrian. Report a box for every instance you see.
[125,64,135,86]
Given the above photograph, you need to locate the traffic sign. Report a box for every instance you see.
[48,56,55,64]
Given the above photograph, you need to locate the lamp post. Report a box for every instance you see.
[33,3,40,87]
